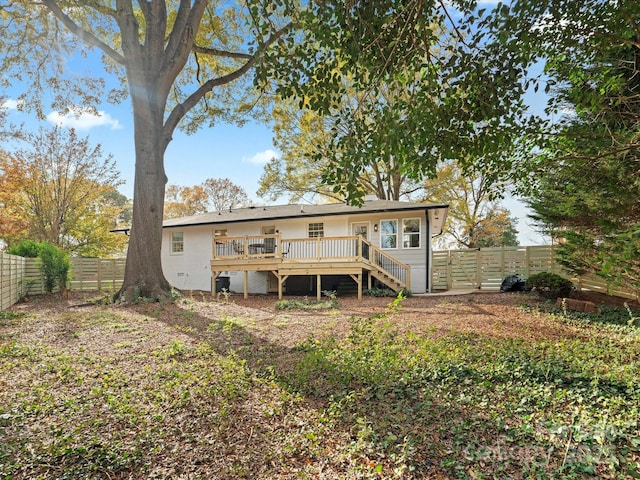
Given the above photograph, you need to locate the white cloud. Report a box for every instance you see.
[244,149,280,165]
[46,108,123,131]
[1,99,19,110]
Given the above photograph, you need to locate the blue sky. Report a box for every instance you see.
[3,97,279,205]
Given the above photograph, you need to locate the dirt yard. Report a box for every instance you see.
[12,288,631,349]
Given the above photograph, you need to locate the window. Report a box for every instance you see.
[380,219,397,249]
[308,222,324,238]
[171,232,184,253]
[403,218,421,248]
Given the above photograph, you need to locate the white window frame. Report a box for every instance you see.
[402,218,421,249]
[380,219,398,249]
[308,222,324,238]
[171,231,184,254]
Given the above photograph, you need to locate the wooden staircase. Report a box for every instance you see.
[362,240,410,293]
[369,268,406,292]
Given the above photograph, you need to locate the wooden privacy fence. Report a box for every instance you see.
[25,257,126,295]
[1,252,26,310]
[432,245,640,301]
[0,256,125,309]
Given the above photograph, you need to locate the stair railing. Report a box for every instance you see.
[362,239,411,290]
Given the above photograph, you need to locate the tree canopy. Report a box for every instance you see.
[164,177,249,218]
[258,0,534,205]
[0,126,128,257]
[422,162,519,249]
[522,10,640,287]
[258,96,422,204]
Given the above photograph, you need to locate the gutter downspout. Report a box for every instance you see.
[427,213,432,293]
[427,206,448,293]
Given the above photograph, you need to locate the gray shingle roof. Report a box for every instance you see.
[161,200,448,228]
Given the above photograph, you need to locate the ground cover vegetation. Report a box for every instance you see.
[1,292,638,479]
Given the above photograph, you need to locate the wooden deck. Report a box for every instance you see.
[210,235,410,300]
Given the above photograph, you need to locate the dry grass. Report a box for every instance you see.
[1,291,639,479]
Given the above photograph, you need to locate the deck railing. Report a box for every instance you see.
[367,242,410,288]
[213,235,371,262]
[284,236,364,261]
[211,234,410,289]
[213,234,280,259]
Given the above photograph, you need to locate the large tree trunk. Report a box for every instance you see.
[117,78,172,302]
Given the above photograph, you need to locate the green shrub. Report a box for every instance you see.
[526,272,573,298]
[275,298,339,310]
[364,287,412,298]
[364,287,395,297]
[6,240,71,293]
[37,242,71,293]
[6,239,41,258]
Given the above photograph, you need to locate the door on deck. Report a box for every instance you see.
[262,226,279,293]
[262,225,276,254]
[352,222,370,259]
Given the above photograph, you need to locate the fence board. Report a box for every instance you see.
[1,257,126,309]
[1,252,26,310]
[432,245,639,301]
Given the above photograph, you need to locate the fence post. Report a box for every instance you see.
[97,260,102,292]
[476,249,481,289]
[1,252,5,309]
[77,258,83,291]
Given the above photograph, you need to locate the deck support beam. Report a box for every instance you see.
[277,273,289,300]
[243,271,248,299]
[349,273,362,300]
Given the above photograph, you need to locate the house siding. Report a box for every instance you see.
[162,224,214,292]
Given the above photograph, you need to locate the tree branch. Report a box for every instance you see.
[192,45,253,60]
[162,0,208,85]
[165,0,196,60]
[163,22,293,143]
[42,0,125,64]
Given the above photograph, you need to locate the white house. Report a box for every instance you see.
[160,198,448,299]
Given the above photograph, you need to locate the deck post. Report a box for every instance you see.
[317,274,321,301]
[357,273,362,300]
[243,271,248,299]
[278,274,289,300]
